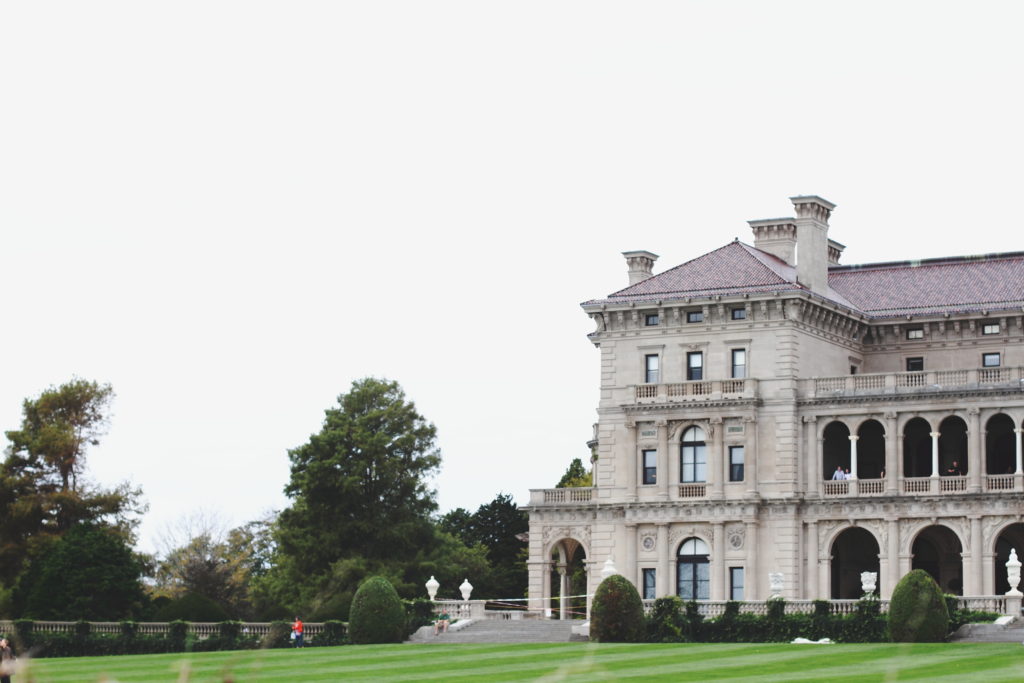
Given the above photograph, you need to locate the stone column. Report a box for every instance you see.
[968,408,982,493]
[886,519,900,599]
[745,520,759,600]
[1015,428,1023,474]
[558,564,568,619]
[745,416,758,497]
[656,523,669,597]
[970,516,983,596]
[625,422,638,502]
[657,420,670,500]
[806,521,819,599]
[712,521,726,600]
[710,417,724,499]
[804,416,820,498]
[930,431,941,484]
[885,412,899,495]
[625,523,638,590]
[849,435,860,479]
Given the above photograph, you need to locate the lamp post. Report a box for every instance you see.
[425,576,440,601]
[459,578,474,601]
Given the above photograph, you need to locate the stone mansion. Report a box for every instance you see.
[525,195,1024,610]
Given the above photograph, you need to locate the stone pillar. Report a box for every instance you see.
[625,523,638,590]
[806,521,819,599]
[849,435,860,479]
[970,516,984,596]
[712,521,726,600]
[930,431,940,478]
[656,523,669,597]
[886,519,900,598]
[558,564,568,619]
[968,408,982,493]
[745,520,759,600]
[885,412,899,495]
[804,416,820,497]
[745,416,758,497]
[657,420,670,500]
[625,422,638,502]
[710,417,724,499]
[1015,428,1023,474]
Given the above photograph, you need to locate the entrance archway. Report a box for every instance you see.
[830,527,880,598]
[676,537,709,600]
[549,539,587,619]
[911,525,963,595]
[994,523,1024,594]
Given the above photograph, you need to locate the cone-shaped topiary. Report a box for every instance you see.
[348,576,406,644]
[590,574,645,642]
[889,569,949,642]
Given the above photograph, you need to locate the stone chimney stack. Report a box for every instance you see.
[622,250,659,286]
[748,219,798,265]
[790,195,836,294]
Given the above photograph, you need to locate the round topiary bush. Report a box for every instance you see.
[889,569,949,642]
[348,576,406,644]
[590,574,645,642]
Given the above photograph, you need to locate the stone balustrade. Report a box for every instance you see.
[803,367,1024,399]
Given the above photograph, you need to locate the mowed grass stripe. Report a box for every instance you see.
[21,642,1024,682]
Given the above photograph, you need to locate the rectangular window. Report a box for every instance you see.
[642,568,656,600]
[729,446,745,482]
[906,357,924,372]
[731,349,746,379]
[730,567,745,601]
[645,354,660,384]
[687,310,703,323]
[850,365,858,375]
[681,442,707,483]
[642,449,657,485]
[687,352,703,381]
[731,308,746,320]
[983,323,1000,335]
[906,328,924,340]
[645,313,659,326]
[983,352,1001,367]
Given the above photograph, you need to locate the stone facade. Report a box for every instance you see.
[525,195,1024,611]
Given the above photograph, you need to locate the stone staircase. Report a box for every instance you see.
[949,617,1024,643]
[408,619,585,644]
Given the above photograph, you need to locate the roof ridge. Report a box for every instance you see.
[831,251,1024,273]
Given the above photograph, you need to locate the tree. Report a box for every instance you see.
[590,574,645,642]
[439,493,528,599]
[14,523,147,620]
[556,458,592,488]
[889,569,949,642]
[0,379,143,585]
[270,378,441,606]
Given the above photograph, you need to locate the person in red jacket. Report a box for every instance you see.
[291,617,304,648]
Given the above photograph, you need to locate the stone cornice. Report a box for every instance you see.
[798,385,1024,408]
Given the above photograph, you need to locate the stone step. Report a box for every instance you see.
[408,619,582,644]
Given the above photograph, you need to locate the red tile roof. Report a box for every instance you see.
[585,242,1024,319]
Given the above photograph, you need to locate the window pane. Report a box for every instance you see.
[983,353,1001,367]
[645,354,660,383]
[906,357,924,372]
[731,308,746,320]
[643,569,656,599]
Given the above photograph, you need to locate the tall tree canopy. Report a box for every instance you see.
[0,379,142,587]
[271,378,441,603]
[440,493,528,599]
[556,457,592,488]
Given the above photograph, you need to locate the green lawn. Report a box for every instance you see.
[18,642,1024,682]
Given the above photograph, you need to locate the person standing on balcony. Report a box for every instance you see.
[832,465,845,480]
[946,461,963,476]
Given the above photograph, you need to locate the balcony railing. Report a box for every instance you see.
[529,487,594,505]
[804,367,1024,399]
[633,378,757,404]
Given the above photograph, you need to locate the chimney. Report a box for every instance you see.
[748,219,798,265]
[622,250,659,286]
[827,238,846,265]
[790,195,836,294]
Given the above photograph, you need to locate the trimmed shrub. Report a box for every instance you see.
[348,577,406,644]
[590,574,645,643]
[646,596,685,642]
[319,620,347,646]
[263,620,292,649]
[889,570,948,642]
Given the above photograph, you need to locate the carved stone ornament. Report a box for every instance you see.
[641,534,656,552]
[728,528,744,550]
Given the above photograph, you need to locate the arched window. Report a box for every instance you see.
[680,426,707,483]
[677,537,709,600]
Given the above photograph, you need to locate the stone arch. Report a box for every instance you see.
[910,524,964,595]
[830,526,881,598]
[856,419,886,479]
[986,413,1016,475]
[547,536,588,620]
[903,417,932,477]
[993,522,1024,595]
[822,420,851,480]
[938,415,968,475]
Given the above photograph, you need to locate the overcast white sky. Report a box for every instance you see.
[2,1,1022,554]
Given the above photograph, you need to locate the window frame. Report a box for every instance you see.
[686,310,704,323]
[642,568,657,600]
[906,357,924,372]
[680,426,707,483]
[645,313,659,326]
[729,567,745,601]
[983,352,1001,367]
[906,328,924,340]
[730,308,746,320]
[687,351,704,381]
[644,353,660,384]
[983,323,1000,335]
[641,448,657,485]
[731,348,747,379]
[728,445,745,482]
